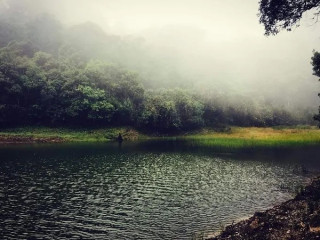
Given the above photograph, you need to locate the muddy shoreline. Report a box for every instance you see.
[0,136,64,144]
[208,177,320,240]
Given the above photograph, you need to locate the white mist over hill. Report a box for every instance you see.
[1,0,320,111]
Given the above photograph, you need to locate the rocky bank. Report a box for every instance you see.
[209,177,320,240]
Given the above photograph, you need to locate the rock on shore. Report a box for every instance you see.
[209,177,320,240]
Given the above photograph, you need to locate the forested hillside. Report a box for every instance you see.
[0,2,316,131]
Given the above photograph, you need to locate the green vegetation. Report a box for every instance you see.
[312,51,320,127]
[0,2,317,132]
[1,126,319,148]
[0,127,144,142]
[180,126,320,148]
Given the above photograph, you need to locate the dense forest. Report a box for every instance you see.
[0,1,318,132]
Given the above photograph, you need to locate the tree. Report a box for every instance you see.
[259,0,320,126]
[140,91,181,131]
[259,0,320,35]
[312,51,320,125]
[0,42,47,125]
[65,85,114,124]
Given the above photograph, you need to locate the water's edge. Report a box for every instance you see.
[207,176,320,240]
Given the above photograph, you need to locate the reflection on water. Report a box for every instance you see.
[0,141,319,239]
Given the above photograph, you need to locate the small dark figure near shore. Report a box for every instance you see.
[117,133,123,142]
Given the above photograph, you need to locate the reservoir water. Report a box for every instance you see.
[0,141,319,239]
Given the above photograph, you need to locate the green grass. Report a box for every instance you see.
[0,126,319,148]
[177,127,320,148]
[0,126,146,142]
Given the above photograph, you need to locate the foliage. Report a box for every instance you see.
[180,127,320,148]
[0,40,312,131]
[1,127,319,148]
[0,126,143,142]
[259,0,320,127]
[259,0,320,35]
[312,51,320,126]
[0,7,316,132]
[139,89,204,131]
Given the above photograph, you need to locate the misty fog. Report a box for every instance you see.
[0,0,319,122]
[2,2,320,239]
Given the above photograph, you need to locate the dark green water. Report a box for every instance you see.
[0,141,319,239]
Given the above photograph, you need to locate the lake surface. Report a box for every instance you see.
[0,141,320,239]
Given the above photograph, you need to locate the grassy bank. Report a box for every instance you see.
[0,126,319,147]
[0,127,145,143]
[179,126,320,148]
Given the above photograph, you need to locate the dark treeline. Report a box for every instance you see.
[0,5,316,132]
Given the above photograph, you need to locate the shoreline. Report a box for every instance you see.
[207,177,320,240]
[0,135,65,144]
[0,126,319,147]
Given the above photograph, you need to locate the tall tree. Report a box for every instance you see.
[312,51,320,125]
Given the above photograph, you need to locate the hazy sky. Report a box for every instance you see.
[4,0,320,109]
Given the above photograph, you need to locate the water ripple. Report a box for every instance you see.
[0,142,319,239]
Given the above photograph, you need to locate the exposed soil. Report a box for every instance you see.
[0,135,64,144]
[208,177,320,240]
